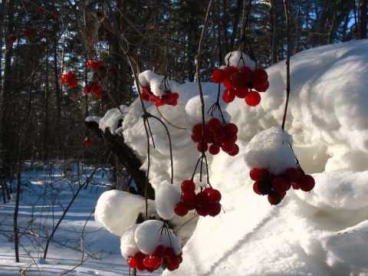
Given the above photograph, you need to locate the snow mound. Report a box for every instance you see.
[155,180,181,220]
[96,40,368,276]
[95,190,146,236]
[120,224,139,259]
[99,105,128,133]
[244,127,296,174]
[224,51,256,70]
[134,220,181,255]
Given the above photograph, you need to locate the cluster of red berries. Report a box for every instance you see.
[127,246,183,272]
[211,66,269,107]
[84,137,92,147]
[83,81,103,99]
[191,118,239,156]
[86,60,104,70]
[9,35,17,44]
[36,7,59,18]
[250,167,315,205]
[140,86,179,107]
[60,71,78,89]
[174,179,222,217]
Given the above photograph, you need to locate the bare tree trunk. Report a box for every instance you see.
[0,0,15,176]
[53,42,62,159]
[270,0,277,64]
[43,49,50,161]
[13,68,35,263]
[359,0,367,38]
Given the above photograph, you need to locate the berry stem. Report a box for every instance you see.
[281,0,291,131]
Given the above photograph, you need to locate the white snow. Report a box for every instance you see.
[155,180,181,220]
[224,51,256,70]
[96,39,368,276]
[244,127,297,174]
[120,225,139,259]
[134,220,181,255]
[95,190,146,236]
[99,105,128,133]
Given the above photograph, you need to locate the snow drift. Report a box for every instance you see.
[95,39,368,275]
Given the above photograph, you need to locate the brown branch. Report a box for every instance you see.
[85,121,155,200]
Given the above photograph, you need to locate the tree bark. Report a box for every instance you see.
[359,0,367,38]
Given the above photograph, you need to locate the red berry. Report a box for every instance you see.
[253,182,262,195]
[238,66,252,83]
[195,192,208,207]
[174,202,188,216]
[299,175,315,192]
[254,81,269,92]
[127,257,138,268]
[164,247,176,258]
[230,72,247,88]
[207,118,222,132]
[268,191,284,205]
[192,124,204,136]
[212,130,226,144]
[221,141,235,153]
[134,252,146,260]
[256,179,273,195]
[253,68,268,86]
[52,11,59,19]
[181,191,196,203]
[205,188,222,203]
[234,87,248,98]
[196,206,209,216]
[9,35,17,43]
[245,91,261,106]
[209,145,220,155]
[228,144,239,156]
[181,180,195,193]
[272,177,291,192]
[211,69,226,83]
[292,183,300,190]
[191,134,201,142]
[224,123,238,136]
[222,78,232,88]
[84,137,92,147]
[224,66,237,78]
[153,245,166,257]
[208,203,221,217]
[284,167,303,182]
[23,28,32,38]
[197,141,208,152]
[249,168,269,181]
[147,255,162,269]
[222,88,236,103]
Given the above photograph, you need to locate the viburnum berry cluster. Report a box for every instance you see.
[84,60,105,99]
[191,118,239,156]
[210,51,269,107]
[83,81,103,99]
[140,86,179,107]
[174,179,222,217]
[250,167,315,205]
[84,137,92,147]
[86,60,104,70]
[60,71,78,89]
[127,246,183,272]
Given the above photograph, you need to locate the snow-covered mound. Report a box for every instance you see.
[96,39,368,275]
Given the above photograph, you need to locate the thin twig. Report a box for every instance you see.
[281,0,291,130]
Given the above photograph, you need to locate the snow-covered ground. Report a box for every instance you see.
[95,39,368,276]
[0,162,157,275]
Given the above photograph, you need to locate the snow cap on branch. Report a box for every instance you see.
[224,51,256,70]
[134,220,181,255]
[244,127,297,174]
[155,180,181,220]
